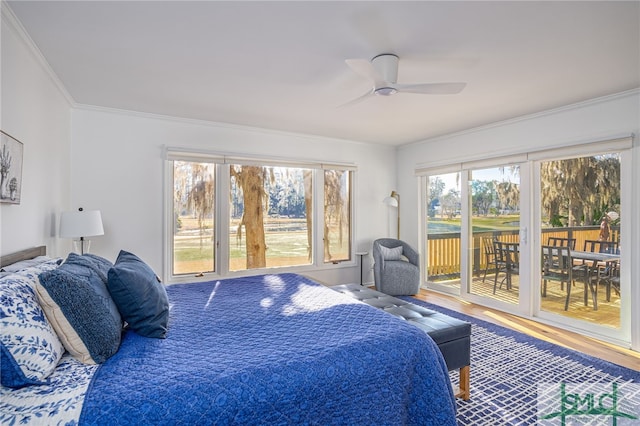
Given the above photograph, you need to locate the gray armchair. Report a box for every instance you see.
[373,238,420,296]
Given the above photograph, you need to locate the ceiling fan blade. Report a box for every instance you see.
[394,82,466,95]
[338,89,375,108]
[345,59,385,86]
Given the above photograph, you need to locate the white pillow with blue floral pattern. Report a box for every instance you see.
[0,272,65,388]
[13,258,63,281]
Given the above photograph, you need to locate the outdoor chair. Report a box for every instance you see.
[373,238,420,296]
[583,239,619,255]
[583,239,620,301]
[547,237,576,290]
[541,245,595,311]
[481,236,497,283]
[493,241,519,294]
[547,236,576,250]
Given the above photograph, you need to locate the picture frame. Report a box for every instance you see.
[0,130,24,204]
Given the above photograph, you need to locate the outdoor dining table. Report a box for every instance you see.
[570,250,620,308]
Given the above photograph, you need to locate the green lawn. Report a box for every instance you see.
[174,216,349,273]
[429,214,520,233]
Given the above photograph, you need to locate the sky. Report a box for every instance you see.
[435,167,520,192]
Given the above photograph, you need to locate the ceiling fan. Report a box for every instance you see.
[343,53,466,106]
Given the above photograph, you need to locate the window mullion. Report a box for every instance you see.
[314,169,324,267]
[217,164,230,276]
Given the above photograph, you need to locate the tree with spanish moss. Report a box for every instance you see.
[231,165,269,269]
[185,163,215,248]
[323,170,348,261]
[540,155,619,227]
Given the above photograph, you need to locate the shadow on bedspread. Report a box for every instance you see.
[80,273,456,425]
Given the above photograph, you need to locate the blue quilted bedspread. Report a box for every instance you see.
[80,274,456,425]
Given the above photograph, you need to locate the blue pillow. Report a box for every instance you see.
[107,251,169,338]
[82,253,114,283]
[60,253,122,327]
[37,269,122,364]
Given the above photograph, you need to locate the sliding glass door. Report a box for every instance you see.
[536,152,625,337]
[468,166,522,307]
[421,137,632,345]
[425,172,462,294]
[424,162,530,313]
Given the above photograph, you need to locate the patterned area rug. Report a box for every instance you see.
[400,297,640,425]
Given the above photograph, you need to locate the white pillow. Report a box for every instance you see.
[0,256,57,273]
[380,245,403,261]
[0,273,65,388]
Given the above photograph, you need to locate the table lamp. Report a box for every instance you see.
[59,208,104,254]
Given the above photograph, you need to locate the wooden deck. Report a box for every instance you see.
[431,274,621,328]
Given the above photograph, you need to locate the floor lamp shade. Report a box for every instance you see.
[383,191,400,239]
[59,209,104,254]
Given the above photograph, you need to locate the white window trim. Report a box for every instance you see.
[414,135,633,176]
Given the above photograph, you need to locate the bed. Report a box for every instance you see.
[1,246,456,425]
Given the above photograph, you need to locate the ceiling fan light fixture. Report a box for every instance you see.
[375,87,397,96]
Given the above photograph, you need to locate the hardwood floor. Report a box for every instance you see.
[413,288,640,372]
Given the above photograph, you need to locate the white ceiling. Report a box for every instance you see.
[7,1,640,146]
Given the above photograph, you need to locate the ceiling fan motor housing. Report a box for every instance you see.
[372,54,399,84]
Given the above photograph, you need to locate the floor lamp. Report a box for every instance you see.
[383,191,400,239]
[59,208,104,254]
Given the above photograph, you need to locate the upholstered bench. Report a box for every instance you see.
[331,283,471,400]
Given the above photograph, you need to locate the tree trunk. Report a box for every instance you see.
[239,166,267,268]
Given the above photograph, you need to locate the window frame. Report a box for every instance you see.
[163,148,357,283]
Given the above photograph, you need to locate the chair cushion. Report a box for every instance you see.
[380,261,420,295]
[379,245,403,260]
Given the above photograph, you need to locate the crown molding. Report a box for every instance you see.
[73,102,377,148]
[404,88,640,148]
[2,1,76,107]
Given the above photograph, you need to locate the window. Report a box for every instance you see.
[323,169,351,263]
[165,149,355,279]
[172,160,215,276]
[229,164,313,271]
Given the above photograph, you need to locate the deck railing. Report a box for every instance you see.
[427,226,620,279]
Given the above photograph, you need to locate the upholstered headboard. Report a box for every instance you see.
[0,246,46,268]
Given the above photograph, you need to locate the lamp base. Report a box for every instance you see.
[72,239,91,255]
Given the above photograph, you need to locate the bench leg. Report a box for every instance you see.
[454,365,470,400]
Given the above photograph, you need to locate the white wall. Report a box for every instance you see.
[0,5,71,258]
[71,107,396,285]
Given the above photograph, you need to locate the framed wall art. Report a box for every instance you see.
[0,130,24,204]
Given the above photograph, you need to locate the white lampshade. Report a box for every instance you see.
[383,196,399,207]
[383,190,399,207]
[59,210,104,238]
[382,191,400,239]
